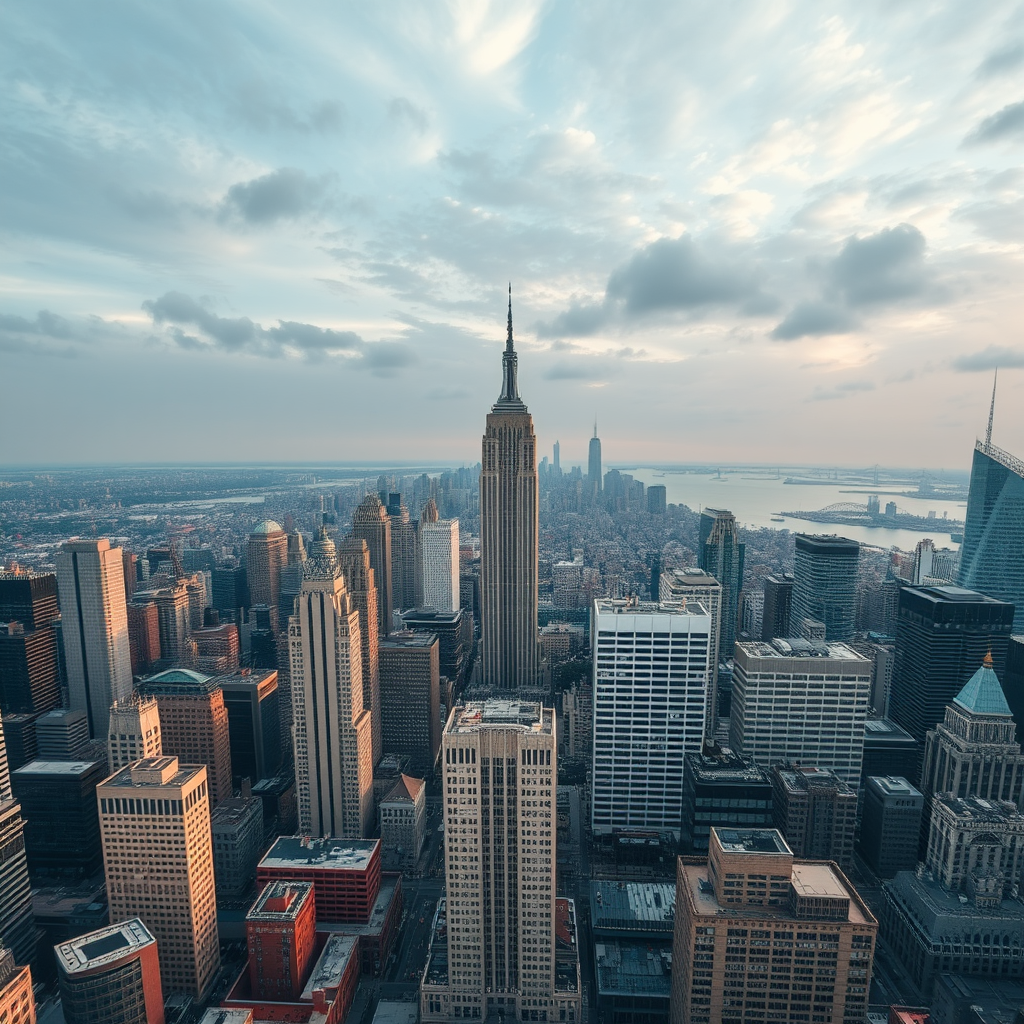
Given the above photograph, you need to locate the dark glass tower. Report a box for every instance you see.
[789,534,859,640]
[699,509,744,656]
[888,584,1015,769]
[959,440,1024,633]
[761,572,794,642]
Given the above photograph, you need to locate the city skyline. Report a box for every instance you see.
[3,5,1024,465]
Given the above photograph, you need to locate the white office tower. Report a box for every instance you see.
[419,499,460,612]
[288,556,374,839]
[421,699,581,1024]
[56,538,133,739]
[730,639,872,785]
[107,692,162,771]
[591,598,713,839]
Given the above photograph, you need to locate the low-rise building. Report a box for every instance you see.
[211,794,265,898]
[771,764,858,869]
[379,775,426,871]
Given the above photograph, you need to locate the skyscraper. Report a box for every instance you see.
[480,290,539,689]
[888,584,1014,754]
[56,538,133,739]
[378,631,441,771]
[552,440,560,474]
[336,536,383,766]
[107,693,163,771]
[136,669,234,807]
[731,639,872,785]
[97,756,221,1000]
[419,499,460,613]
[760,572,794,642]
[0,719,34,966]
[246,521,288,629]
[288,558,374,838]
[698,509,744,658]
[55,919,164,1024]
[960,431,1024,633]
[789,534,860,641]
[0,945,35,1024]
[352,494,393,637]
[420,699,581,1023]
[0,570,60,715]
[387,493,418,613]
[591,598,713,838]
[671,827,876,1024]
[588,422,602,500]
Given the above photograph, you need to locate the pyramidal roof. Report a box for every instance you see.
[953,653,1012,716]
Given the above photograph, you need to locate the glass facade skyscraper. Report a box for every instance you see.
[959,440,1024,633]
[789,534,859,641]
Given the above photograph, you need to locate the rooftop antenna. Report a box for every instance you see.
[985,369,998,447]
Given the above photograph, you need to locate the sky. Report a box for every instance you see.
[3,1,1024,469]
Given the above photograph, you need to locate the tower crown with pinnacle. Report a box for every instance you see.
[495,284,526,410]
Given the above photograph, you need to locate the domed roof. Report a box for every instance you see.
[251,520,284,536]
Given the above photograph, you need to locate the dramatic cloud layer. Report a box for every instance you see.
[2,1,1024,465]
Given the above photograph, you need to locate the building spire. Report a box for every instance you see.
[498,283,521,404]
[594,419,598,439]
[986,368,998,448]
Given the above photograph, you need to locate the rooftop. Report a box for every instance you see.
[250,520,284,536]
[774,765,856,795]
[13,759,101,777]
[371,1002,419,1024]
[867,776,922,798]
[954,655,1012,717]
[887,869,1024,930]
[248,880,315,922]
[211,797,263,830]
[379,631,438,650]
[902,583,1011,606]
[55,918,156,975]
[101,756,203,790]
[198,1011,253,1024]
[736,638,870,663]
[935,793,1022,823]
[318,875,401,937]
[864,718,917,744]
[686,748,771,786]
[595,939,672,999]
[381,774,425,804]
[791,863,851,901]
[138,667,218,696]
[259,836,379,872]
[300,934,358,999]
[794,534,860,552]
[594,598,711,620]
[713,828,792,855]
[591,881,675,933]
[449,699,552,734]
[401,607,463,624]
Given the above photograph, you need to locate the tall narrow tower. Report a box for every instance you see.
[289,557,374,838]
[588,420,602,500]
[55,538,133,739]
[480,288,539,690]
[352,494,393,637]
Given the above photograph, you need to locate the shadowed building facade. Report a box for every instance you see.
[480,291,539,690]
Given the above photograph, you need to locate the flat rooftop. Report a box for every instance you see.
[864,718,917,743]
[247,880,314,922]
[211,797,263,829]
[595,939,672,999]
[714,828,792,855]
[681,860,873,926]
[902,583,1012,606]
[380,631,438,649]
[594,598,711,619]
[301,933,358,999]
[55,918,155,974]
[259,836,379,872]
[101,756,203,790]
[198,1010,254,1024]
[791,863,850,900]
[868,776,922,797]
[686,749,771,786]
[13,759,101,777]
[736,638,870,662]
[591,881,675,932]
[450,699,552,734]
[372,1002,419,1024]
[319,875,400,937]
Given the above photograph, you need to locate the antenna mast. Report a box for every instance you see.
[986,368,998,448]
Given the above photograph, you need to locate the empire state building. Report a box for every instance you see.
[480,288,539,689]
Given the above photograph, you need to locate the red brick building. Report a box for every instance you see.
[247,881,317,1002]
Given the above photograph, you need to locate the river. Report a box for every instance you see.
[626,468,966,552]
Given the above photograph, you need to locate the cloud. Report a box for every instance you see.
[953,346,1024,372]
[810,380,875,401]
[976,43,1024,79]
[606,236,767,314]
[770,224,928,339]
[771,302,857,341]
[388,97,429,134]
[222,168,331,223]
[142,291,411,374]
[534,298,606,339]
[964,101,1024,144]
[0,310,74,338]
[828,224,927,306]
[544,360,608,381]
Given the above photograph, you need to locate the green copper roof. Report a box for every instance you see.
[953,657,1012,717]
